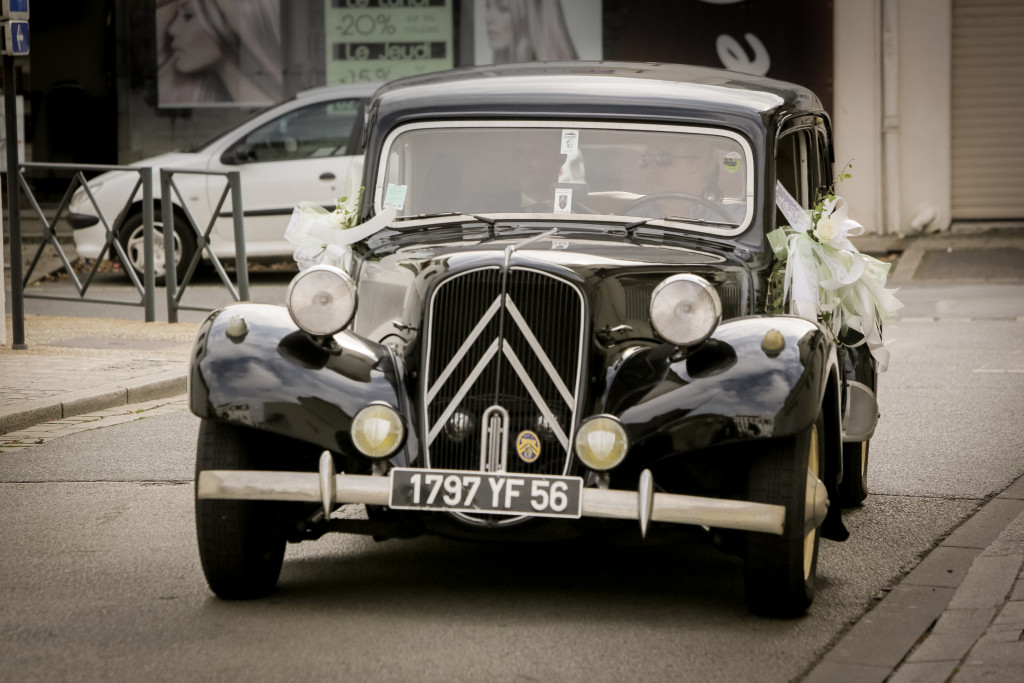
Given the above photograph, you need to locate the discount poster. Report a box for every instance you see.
[325,0,454,85]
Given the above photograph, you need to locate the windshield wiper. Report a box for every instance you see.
[622,219,651,239]
[393,211,465,221]
[392,211,496,227]
[661,216,739,228]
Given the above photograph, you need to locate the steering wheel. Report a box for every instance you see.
[620,192,737,223]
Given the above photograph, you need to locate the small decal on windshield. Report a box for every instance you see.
[723,151,742,173]
[384,183,408,209]
[554,188,572,214]
[551,240,569,250]
[560,129,579,154]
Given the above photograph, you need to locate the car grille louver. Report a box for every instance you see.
[423,267,585,478]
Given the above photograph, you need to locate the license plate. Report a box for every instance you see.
[389,468,583,519]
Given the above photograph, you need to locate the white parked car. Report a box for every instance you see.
[68,82,380,281]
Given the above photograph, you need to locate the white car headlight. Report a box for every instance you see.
[351,402,405,459]
[649,274,722,347]
[286,265,357,336]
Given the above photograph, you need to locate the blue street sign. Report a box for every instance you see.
[1,0,29,21]
[2,19,28,56]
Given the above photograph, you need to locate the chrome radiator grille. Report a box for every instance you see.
[422,267,585,476]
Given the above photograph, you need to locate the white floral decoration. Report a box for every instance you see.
[769,178,903,371]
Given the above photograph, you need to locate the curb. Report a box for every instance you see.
[0,370,187,435]
[803,476,1024,682]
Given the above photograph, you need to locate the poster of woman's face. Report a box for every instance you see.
[474,0,602,65]
[156,0,284,108]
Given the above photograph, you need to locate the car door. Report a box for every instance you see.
[774,117,826,219]
[207,96,364,256]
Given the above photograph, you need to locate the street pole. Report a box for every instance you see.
[3,51,25,348]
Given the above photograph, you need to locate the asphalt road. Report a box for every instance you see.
[1,282,1022,682]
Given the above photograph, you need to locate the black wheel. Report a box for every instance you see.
[195,419,287,600]
[744,410,826,618]
[116,207,196,284]
[620,191,738,222]
[839,441,869,506]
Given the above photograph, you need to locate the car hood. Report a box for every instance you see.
[124,151,206,171]
[70,151,210,210]
[365,225,743,273]
[352,224,753,343]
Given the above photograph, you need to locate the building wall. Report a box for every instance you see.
[833,0,884,233]
[833,0,952,235]
[897,0,951,233]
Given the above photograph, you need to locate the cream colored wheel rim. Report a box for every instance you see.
[803,424,819,580]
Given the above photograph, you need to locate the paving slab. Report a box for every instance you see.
[903,546,983,589]
[943,499,1024,550]
[817,584,956,668]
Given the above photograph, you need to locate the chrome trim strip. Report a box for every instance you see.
[480,405,509,472]
[426,337,501,445]
[504,296,575,409]
[501,343,570,451]
[425,295,503,403]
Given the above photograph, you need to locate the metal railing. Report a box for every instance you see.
[10,163,253,326]
[16,162,158,320]
[160,168,249,323]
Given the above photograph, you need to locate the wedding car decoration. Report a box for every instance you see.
[284,190,362,270]
[284,188,396,271]
[769,178,903,371]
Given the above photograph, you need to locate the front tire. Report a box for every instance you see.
[744,410,826,618]
[195,419,287,599]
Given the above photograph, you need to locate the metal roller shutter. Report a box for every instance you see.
[951,0,1024,220]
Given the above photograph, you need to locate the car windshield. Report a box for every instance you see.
[375,122,752,231]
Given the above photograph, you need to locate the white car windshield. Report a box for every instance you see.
[375,122,752,232]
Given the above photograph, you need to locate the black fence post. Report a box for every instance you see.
[3,53,26,348]
[140,167,155,322]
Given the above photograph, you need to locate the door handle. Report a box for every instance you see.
[319,172,336,181]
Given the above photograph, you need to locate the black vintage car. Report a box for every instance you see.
[189,63,881,617]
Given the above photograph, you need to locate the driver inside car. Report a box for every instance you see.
[634,138,739,224]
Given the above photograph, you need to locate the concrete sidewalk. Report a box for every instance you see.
[0,314,197,434]
[3,226,1024,682]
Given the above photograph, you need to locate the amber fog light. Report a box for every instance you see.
[650,274,722,347]
[574,415,629,471]
[286,265,357,337]
[351,402,405,459]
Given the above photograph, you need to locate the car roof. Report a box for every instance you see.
[293,81,383,103]
[368,62,823,131]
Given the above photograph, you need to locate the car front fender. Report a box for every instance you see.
[602,316,838,457]
[189,303,406,457]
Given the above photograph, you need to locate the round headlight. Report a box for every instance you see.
[351,402,405,459]
[286,265,357,336]
[649,274,722,347]
[574,415,629,471]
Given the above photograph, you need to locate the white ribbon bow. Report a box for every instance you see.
[773,182,903,371]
